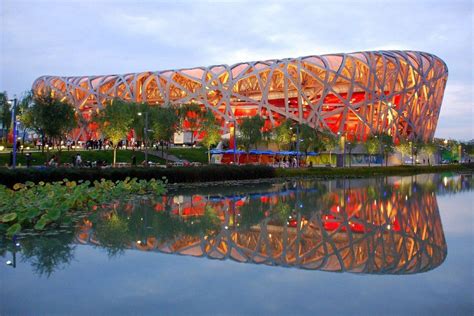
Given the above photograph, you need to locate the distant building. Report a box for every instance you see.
[32,50,448,142]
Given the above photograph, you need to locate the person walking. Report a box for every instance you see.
[75,153,82,167]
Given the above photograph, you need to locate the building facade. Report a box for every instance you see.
[32,50,448,142]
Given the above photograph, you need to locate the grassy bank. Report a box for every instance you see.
[276,164,474,178]
[0,150,165,166]
[0,163,472,188]
[167,147,208,163]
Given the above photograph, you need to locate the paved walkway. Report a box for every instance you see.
[146,150,188,163]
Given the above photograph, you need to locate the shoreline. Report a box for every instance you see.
[1,163,471,188]
[167,164,474,190]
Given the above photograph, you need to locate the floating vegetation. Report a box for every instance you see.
[0,178,166,237]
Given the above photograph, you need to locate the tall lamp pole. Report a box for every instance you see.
[9,98,18,169]
[290,124,301,168]
[227,119,237,164]
[296,125,300,168]
[138,111,149,165]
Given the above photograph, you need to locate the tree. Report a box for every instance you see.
[17,91,35,145]
[345,140,358,167]
[377,133,394,167]
[0,92,11,144]
[274,119,293,150]
[396,139,412,165]
[447,140,460,162]
[411,139,424,165]
[421,141,438,165]
[150,105,179,158]
[299,124,325,154]
[239,115,265,154]
[261,129,273,148]
[130,102,149,142]
[200,110,221,163]
[321,131,338,166]
[364,135,379,167]
[24,91,76,153]
[93,99,134,165]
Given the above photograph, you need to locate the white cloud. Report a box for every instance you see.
[0,0,472,139]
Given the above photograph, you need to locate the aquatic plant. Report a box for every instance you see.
[0,178,166,237]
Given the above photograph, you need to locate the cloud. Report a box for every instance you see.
[0,0,472,139]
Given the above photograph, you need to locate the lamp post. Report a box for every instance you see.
[375,134,384,166]
[9,98,18,169]
[342,134,347,168]
[290,124,300,168]
[226,119,237,165]
[138,111,149,165]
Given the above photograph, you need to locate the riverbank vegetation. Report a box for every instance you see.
[0,165,277,188]
[0,164,472,190]
[276,163,474,178]
[0,178,166,237]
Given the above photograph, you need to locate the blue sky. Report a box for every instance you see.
[1,0,472,140]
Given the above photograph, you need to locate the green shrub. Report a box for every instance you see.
[0,178,166,237]
[276,164,474,178]
[0,165,276,188]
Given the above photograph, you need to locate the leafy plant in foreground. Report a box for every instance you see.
[0,178,166,238]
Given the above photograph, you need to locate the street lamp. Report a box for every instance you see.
[226,119,237,164]
[8,98,18,168]
[138,111,149,165]
[290,124,300,168]
[374,134,384,166]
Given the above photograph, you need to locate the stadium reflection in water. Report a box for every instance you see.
[75,174,471,275]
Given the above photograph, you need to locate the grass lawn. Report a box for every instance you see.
[0,149,166,167]
[168,147,208,164]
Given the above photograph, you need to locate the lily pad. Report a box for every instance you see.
[1,212,18,223]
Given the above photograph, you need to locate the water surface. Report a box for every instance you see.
[1,173,472,315]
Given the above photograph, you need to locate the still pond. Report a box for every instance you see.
[1,173,473,315]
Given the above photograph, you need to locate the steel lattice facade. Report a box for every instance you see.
[32,50,448,141]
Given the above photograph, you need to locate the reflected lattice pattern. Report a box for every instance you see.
[77,177,447,274]
[33,50,448,141]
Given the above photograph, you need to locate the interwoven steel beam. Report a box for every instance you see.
[32,50,448,141]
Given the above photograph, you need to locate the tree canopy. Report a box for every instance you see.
[200,110,221,163]
[94,99,134,145]
[150,105,179,144]
[421,142,438,165]
[298,124,325,153]
[0,92,11,143]
[274,119,293,150]
[238,116,265,152]
[22,91,76,149]
[364,135,380,166]
[93,99,134,164]
[396,139,412,164]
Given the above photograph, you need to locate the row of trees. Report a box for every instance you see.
[2,89,466,166]
[1,90,221,165]
[237,117,339,157]
[235,116,450,167]
[92,99,221,165]
[2,91,78,150]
